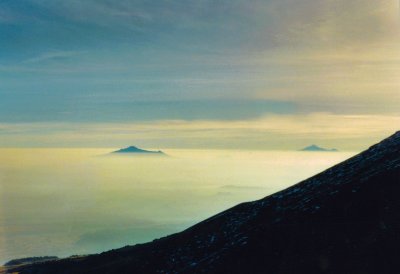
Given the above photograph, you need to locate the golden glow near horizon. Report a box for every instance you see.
[0,114,399,150]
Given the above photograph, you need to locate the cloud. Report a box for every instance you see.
[246,45,400,114]
[5,0,396,53]
[0,113,398,150]
[0,0,399,127]
[256,0,399,48]
[21,50,84,64]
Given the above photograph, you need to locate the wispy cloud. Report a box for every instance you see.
[0,0,399,129]
[22,50,84,64]
[1,113,398,150]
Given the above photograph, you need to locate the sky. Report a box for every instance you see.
[0,0,399,149]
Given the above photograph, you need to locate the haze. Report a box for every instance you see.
[0,148,354,264]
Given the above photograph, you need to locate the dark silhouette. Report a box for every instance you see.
[112,146,165,155]
[4,257,58,267]
[6,131,400,274]
[301,144,338,152]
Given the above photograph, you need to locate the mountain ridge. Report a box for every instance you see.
[6,131,400,274]
[112,146,165,155]
[301,144,338,152]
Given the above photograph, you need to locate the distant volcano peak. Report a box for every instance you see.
[301,144,338,152]
[112,146,165,155]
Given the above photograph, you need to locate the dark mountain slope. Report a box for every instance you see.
[9,131,400,274]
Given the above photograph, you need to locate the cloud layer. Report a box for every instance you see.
[1,113,399,150]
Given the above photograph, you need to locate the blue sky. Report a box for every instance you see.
[0,0,399,148]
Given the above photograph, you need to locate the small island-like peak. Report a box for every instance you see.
[112,146,165,155]
[301,144,338,152]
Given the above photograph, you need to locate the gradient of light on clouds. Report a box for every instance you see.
[0,0,399,148]
[1,114,399,150]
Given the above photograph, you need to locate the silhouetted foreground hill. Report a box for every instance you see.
[7,131,400,274]
[4,257,58,267]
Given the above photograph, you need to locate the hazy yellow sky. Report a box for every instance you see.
[1,114,399,150]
